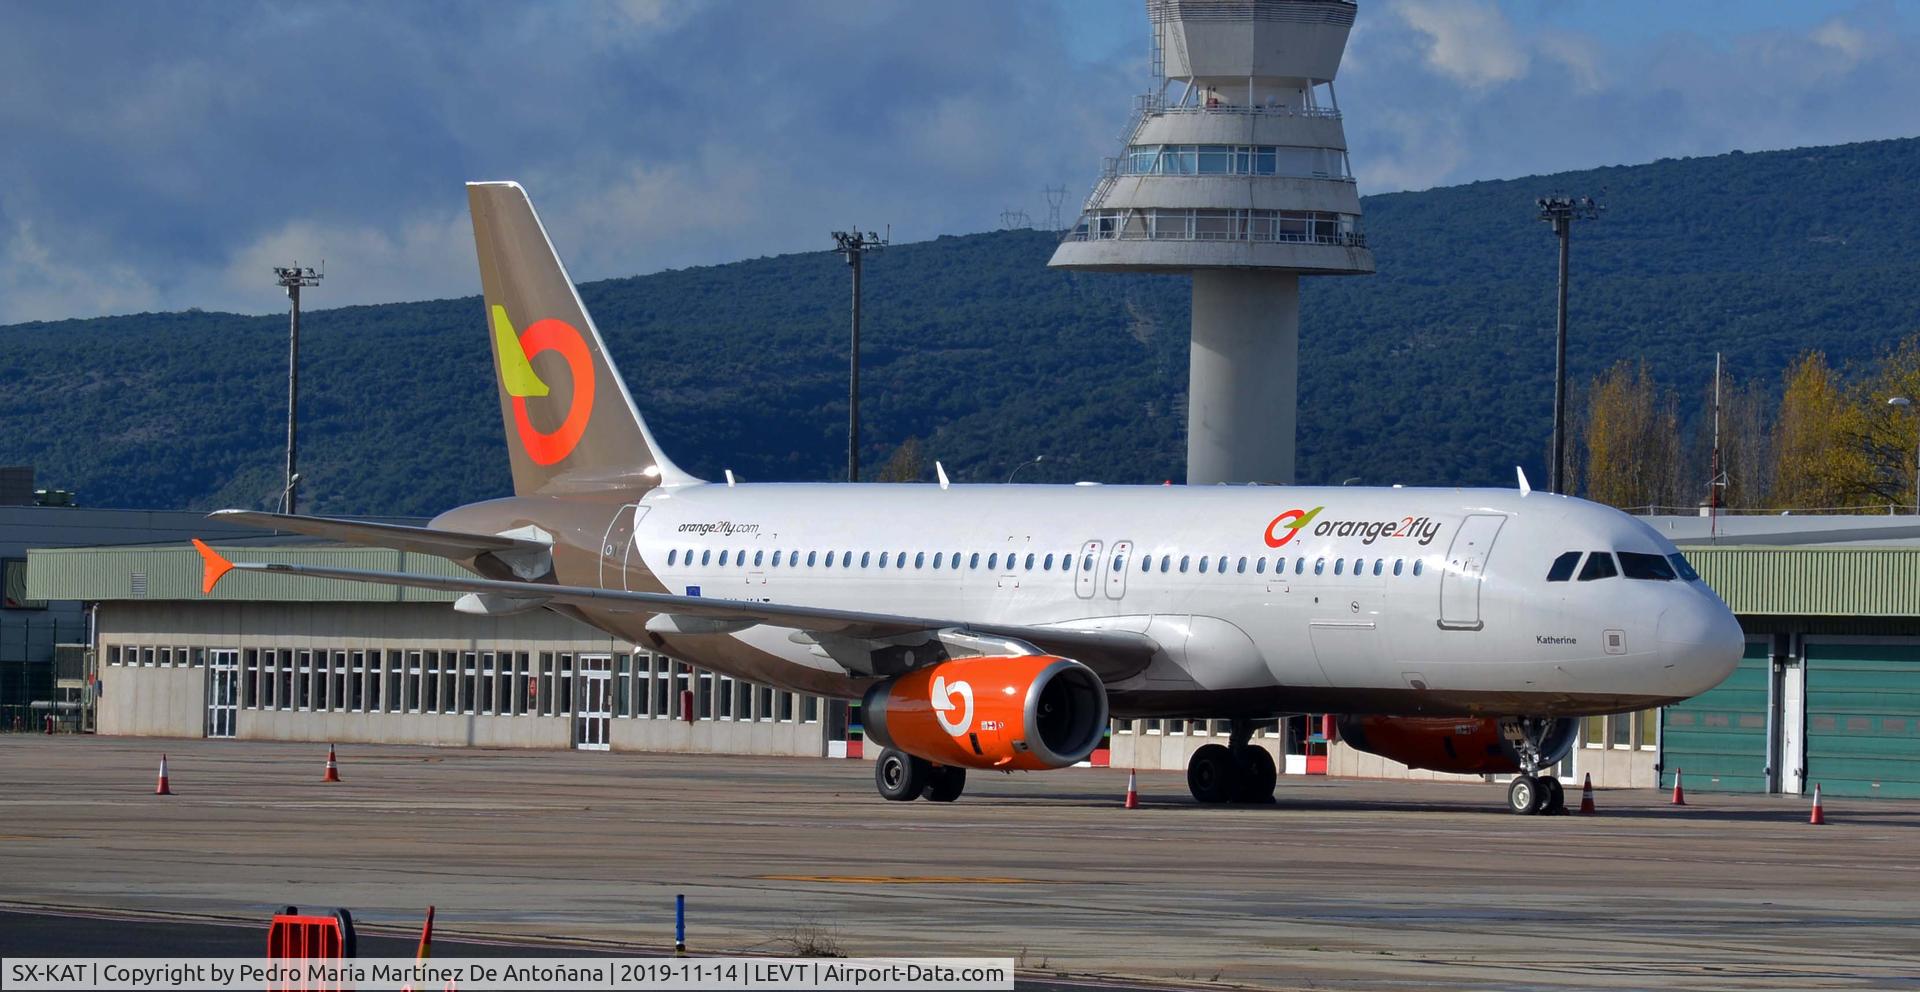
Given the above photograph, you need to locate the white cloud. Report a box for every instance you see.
[0,220,161,323]
[1394,0,1529,89]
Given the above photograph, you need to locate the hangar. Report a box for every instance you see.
[20,514,1920,800]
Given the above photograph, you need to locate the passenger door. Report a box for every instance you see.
[1105,541,1133,600]
[1438,514,1506,630]
[1074,540,1103,599]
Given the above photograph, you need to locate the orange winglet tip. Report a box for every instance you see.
[192,539,233,594]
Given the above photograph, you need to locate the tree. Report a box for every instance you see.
[876,437,926,483]
[1582,360,1682,511]
[1840,335,1920,508]
[1770,351,1873,510]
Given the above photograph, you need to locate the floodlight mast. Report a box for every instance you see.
[831,228,887,483]
[1537,194,1603,495]
[273,263,323,514]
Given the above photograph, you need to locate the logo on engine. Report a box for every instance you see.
[930,675,974,736]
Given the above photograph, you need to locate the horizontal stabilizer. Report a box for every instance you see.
[207,510,548,562]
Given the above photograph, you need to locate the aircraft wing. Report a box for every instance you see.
[207,510,550,562]
[191,541,1157,683]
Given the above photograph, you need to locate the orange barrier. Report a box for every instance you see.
[1670,768,1686,806]
[1809,784,1827,825]
[267,906,356,991]
[1578,773,1596,814]
[155,754,172,795]
[323,744,342,783]
[1123,769,1139,809]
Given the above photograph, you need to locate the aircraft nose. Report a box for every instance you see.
[1657,595,1744,696]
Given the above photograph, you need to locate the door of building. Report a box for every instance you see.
[1438,514,1505,630]
[206,649,238,739]
[1660,638,1770,793]
[1776,655,1805,795]
[1803,638,1920,799]
[575,654,612,751]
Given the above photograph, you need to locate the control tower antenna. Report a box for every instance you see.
[1043,186,1068,232]
[1536,192,1604,495]
[831,228,888,483]
[1050,0,1374,485]
[272,262,323,514]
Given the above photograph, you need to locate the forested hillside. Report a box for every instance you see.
[3,137,1918,515]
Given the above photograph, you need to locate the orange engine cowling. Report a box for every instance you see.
[862,656,1108,771]
[1334,716,1578,775]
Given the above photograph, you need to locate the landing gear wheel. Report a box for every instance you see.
[923,765,966,803]
[1540,776,1566,815]
[1232,746,1277,804]
[1507,775,1543,815]
[875,748,930,802]
[1188,744,1236,804]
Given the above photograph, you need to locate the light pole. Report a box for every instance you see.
[1536,194,1602,494]
[273,263,322,514]
[831,228,887,483]
[1006,455,1044,484]
[1890,396,1917,513]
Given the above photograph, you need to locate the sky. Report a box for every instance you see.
[1,0,1917,324]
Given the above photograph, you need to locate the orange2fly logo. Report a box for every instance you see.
[491,305,595,466]
[1263,506,1324,548]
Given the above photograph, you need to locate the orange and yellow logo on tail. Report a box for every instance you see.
[492,304,594,466]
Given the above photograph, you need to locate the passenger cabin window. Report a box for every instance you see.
[772,551,783,567]
[1412,560,1424,576]
[806,551,817,567]
[1255,558,1266,574]
[667,550,677,566]
[1577,551,1617,581]
[719,550,729,566]
[1333,559,1344,576]
[1199,556,1210,574]
[1393,559,1403,576]
[1159,556,1170,573]
[753,550,764,567]
[1314,558,1325,575]
[1025,554,1036,570]
[1546,551,1582,582]
[701,550,711,566]
[1619,552,1677,581]
[970,553,981,569]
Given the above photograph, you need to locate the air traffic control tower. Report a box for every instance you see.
[1051,0,1372,485]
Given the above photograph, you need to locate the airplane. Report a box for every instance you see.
[194,180,1745,815]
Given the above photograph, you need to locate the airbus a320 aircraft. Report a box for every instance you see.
[196,181,1743,815]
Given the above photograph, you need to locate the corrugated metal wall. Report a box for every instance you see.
[1688,548,1920,617]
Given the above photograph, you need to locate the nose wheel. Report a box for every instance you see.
[1506,774,1566,815]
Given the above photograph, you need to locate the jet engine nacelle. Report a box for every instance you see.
[1334,716,1578,775]
[861,656,1108,771]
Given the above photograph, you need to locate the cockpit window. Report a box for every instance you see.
[1577,551,1617,581]
[1546,551,1582,582]
[1619,551,1677,581]
[1667,552,1700,582]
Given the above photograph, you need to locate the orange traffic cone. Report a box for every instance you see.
[1808,783,1826,825]
[1123,769,1139,809]
[1670,768,1686,806]
[416,905,435,960]
[323,744,341,783]
[1579,773,1596,814]
[155,754,173,795]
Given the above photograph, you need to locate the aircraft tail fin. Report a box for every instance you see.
[466,181,697,496]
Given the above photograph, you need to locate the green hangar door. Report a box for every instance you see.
[1660,639,1771,793]
[1803,640,1920,800]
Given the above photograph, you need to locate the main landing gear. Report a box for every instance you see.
[1501,717,1567,816]
[1186,719,1277,805]
[874,748,966,803]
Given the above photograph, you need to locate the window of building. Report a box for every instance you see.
[759,686,775,722]
[696,670,713,719]
[242,649,258,707]
[349,651,366,711]
[802,694,819,723]
[2,557,45,609]
[717,675,734,719]
[653,656,672,718]
[1578,552,1618,581]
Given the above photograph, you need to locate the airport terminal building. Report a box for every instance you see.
[18,512,1920,800]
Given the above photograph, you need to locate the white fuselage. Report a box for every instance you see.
[611,481,1743,718]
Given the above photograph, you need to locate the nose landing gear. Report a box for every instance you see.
[1501,717,1568,815]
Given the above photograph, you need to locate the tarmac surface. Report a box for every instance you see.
[2,736,1917,991]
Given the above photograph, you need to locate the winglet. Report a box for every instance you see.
[936,462,950,490]
[191,539,234,594]
[1516,466,1533,497]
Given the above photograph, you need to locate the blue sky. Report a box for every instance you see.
[1,0,1916,323]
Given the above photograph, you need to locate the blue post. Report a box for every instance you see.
[674,893,686,954]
